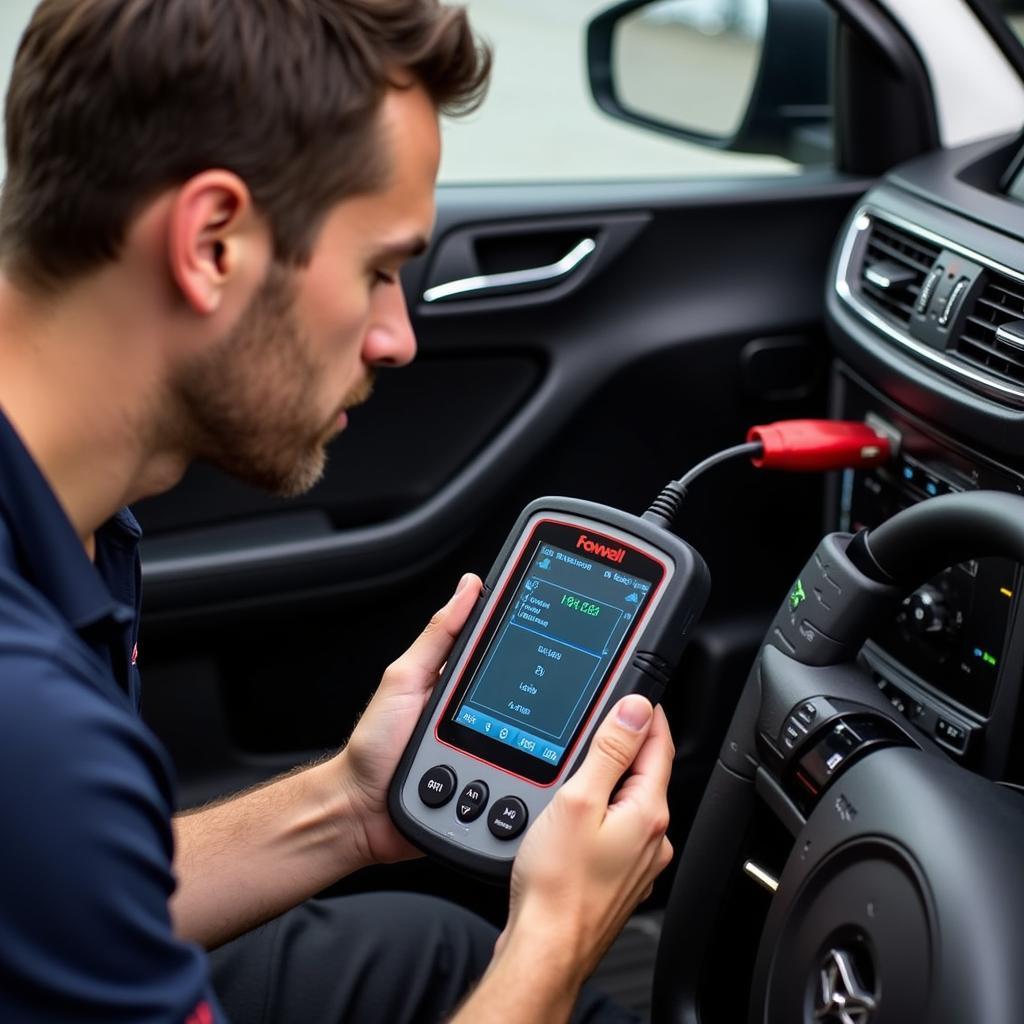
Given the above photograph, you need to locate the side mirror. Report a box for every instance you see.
[587,0,832,164]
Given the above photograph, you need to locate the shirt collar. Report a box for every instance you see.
[0,406,135,633]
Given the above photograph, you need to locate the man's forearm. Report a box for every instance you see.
[449,923,582,1024]
[170,752,369,949]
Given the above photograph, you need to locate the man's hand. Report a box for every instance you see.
[506,694,675,975]
[337,572,482,865]
[452,694,674,1024]
[171,573,482,950]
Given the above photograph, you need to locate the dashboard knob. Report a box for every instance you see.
[904,584,951,636]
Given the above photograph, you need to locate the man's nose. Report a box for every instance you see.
[363,282,417,367]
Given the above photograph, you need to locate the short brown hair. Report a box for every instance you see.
[0,0,490,291]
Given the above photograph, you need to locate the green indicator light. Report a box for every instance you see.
[983,652,998,667]
[789,579,807,611]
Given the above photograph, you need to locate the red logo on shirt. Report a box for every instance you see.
[186,1001,214,1024]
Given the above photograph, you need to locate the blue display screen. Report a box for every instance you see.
[452,541,654,767]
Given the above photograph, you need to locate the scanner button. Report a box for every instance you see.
[418,765,457,808]
[457,781,490,823]
[487,796,529,840]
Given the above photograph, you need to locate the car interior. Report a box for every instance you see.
[103,0,1024,1020]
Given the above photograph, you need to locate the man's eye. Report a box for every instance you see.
[373,270,398,287]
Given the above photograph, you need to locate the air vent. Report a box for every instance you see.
[837,206,1024,406]
[952,272,1024,388]
[859,221,941,327]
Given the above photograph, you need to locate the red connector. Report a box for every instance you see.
[746,420,892,472]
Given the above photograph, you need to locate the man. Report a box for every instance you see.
[0,2,677,1021]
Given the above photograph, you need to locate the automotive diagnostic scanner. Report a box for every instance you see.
[388,420,893,880]
[388,497,709,880]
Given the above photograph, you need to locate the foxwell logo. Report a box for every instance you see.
[576,534,626,563]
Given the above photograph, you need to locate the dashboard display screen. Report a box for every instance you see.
[438,520,664,784]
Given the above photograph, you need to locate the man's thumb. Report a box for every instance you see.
[572,695,654,797]
[386,573,480,683]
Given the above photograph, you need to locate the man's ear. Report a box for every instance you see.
[167,170,265,315]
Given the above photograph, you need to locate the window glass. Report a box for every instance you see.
[0,1,828,187]
[439,0,828,184]
[990,0,1024,45]
[0,3,36,180]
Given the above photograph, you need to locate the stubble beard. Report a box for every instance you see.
[175,262,371,498]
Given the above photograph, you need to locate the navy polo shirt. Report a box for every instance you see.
[0,407,225,1023]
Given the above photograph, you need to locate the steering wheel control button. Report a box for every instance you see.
[456,781,489,823]
[778,712,811,753]
[794,716,910,802]
[487,796,528,840]
[799,721,861,788]
[418,765,457,808]
[797,702,817,726]
[783,719,807,750]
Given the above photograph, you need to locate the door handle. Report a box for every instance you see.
[422,237,597,304]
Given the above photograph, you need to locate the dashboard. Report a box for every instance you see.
[826,130,1024,783]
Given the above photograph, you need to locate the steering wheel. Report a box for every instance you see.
[651,492,1024,1024]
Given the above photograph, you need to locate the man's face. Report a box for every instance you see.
[176,83,440,496]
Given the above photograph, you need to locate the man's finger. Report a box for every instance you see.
[568,695,654,803]
[611,704,674,806]
[386,573,481,684]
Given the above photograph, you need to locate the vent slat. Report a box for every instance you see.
[858,220,938,329]
[951,269,1024,388]
[862,283,918,319]
[964,313,995,330]
[957,330,1024,372]
[869,225,940,266]
[975,293,1024,318]
[865,238,935,275]
[953,342,1024,386]
[984,278,1024,306]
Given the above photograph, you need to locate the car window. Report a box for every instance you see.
[988,0,1024,44]
[439,0,832,184]
[0,0,830,186]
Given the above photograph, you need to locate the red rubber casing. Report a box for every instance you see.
[747,420,892,472]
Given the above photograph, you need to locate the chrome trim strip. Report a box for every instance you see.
[423,237,597,304]
[995,322,1024,351]
[742,860,779,894]
[834,205,1024,405]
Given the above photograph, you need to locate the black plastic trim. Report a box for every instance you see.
[829,0,940,174]
[888,133,1024,236]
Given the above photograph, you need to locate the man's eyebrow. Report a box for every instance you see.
[371,236,429,262]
